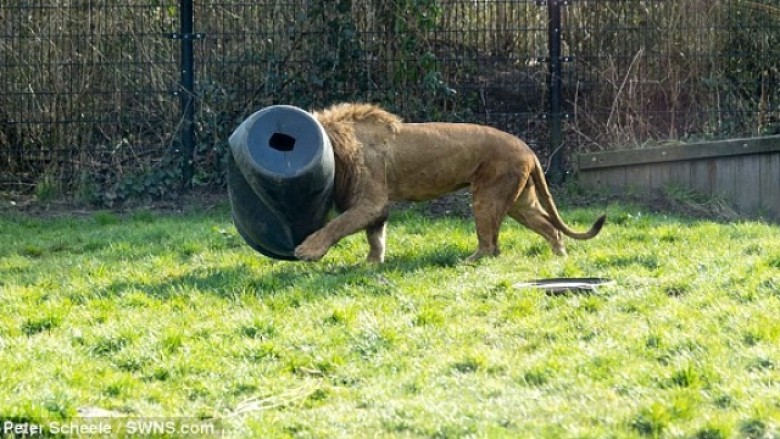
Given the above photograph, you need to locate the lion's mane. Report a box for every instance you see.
[313,103,402,208]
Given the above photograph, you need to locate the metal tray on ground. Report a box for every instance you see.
[513,277,615,294]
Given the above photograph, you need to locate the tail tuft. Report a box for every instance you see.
[591,214,607,235]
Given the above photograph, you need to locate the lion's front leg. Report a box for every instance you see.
[295,203,389,262]
[294,230,332,262]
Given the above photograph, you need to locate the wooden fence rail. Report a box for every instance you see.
[576,136,780,220]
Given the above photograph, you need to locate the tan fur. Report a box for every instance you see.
[295,103,605,263]
[311,103,401,209]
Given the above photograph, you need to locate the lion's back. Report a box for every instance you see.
[313,103,402,133]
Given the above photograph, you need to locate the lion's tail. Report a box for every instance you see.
[530,157,606,240]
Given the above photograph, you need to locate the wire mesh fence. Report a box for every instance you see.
[0,1,181,198]
[1,0,778,201]
[564,0,780,151]
[192,0,551,188]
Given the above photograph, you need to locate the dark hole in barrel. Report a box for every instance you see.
[269,133,296,152]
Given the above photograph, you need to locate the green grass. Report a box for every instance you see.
[1,201,780,438]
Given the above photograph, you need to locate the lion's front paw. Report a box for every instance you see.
[294,234,330,262]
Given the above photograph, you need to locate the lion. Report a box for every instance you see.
[293,103,606,263]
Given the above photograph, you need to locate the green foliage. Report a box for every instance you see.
[101,157,183,206]
[34,170,63,203]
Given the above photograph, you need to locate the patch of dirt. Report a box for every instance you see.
[1,183,750,224]
[563,189,742,222]
[644,193,740,222]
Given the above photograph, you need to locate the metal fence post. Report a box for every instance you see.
[179,0,196,188]
[547,0,564,184]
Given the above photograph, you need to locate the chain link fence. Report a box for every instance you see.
[1,0,778,201]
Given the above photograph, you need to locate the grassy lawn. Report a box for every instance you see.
[1,199,779,438]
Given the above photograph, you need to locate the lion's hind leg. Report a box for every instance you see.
[467,172,525,262]
[365,221,387,263]
[509,185,566,256]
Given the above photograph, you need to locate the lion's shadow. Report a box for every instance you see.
[101,245,469,302]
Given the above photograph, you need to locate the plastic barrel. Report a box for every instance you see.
[227,105,334,260]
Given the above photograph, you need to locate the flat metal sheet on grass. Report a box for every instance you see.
[513,277,615,294]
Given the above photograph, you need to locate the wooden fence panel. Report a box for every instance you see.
[735,155,762,213]
[576,136,780,220]
[760,153,780,217]
[648,162,669,190]
[668,161,690,188]
[714,156,738,201]
[690,159,716,196]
